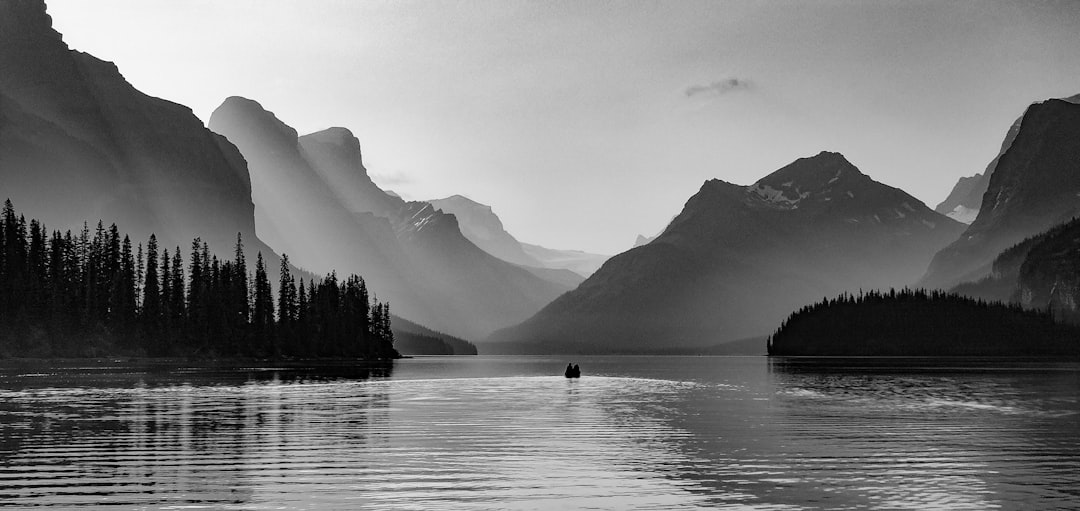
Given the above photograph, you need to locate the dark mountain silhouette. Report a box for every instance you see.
[934,94,1080,225]
[208,98,567,340]
[487,152,965,353]
[921,99,1080,289]
[0,0,278,263]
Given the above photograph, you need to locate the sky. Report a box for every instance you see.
[47,0,1080,254]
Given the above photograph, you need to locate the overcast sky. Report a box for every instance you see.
[48,0,1080,254]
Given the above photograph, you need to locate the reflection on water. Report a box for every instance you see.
[0,357,1077,509]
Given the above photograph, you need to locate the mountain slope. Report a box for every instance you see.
[921,99,1080,289]
[0,0,280,264]
[427,195,541,267]
[209,99,567,339]
[519,243,609,278]
[935,94,1080,225]
[487,152,965,353]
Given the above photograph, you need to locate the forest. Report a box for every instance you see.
[0,200,398,360]
[768,288,1080,356]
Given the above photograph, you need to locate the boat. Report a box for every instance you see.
[564,363,581,378]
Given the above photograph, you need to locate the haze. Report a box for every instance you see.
[47,0,1080,254]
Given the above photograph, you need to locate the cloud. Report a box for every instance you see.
[684,78,753,98]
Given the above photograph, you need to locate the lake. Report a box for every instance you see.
[0,356,1077,509]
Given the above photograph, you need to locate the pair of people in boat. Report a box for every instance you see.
[564,363,581,378]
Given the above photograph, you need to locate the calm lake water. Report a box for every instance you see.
[0,356,1077,509]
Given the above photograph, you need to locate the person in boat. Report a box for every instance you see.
[565,363,575,377]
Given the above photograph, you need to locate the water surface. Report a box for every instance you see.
[0,356,1077,509]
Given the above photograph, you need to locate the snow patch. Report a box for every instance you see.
[894,209,906,219]
[846,191,855,198]
[946,205,978,225]
[902,202,916,212]
[749,183,807,208]
[827,169,842,184]
[921,219,937,229]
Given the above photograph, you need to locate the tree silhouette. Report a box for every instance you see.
[0,200,397,360]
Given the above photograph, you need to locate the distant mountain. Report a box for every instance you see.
[921,99,1080,289]
[935,94,1080,225]
[0,0,278,263]
[391,315,477,355]
[428,195,542,267]
[633,234,656,248]
[427,195,599,287]
[209,98,567,340]
[519,244,609,278]
[935,174,984,224]
[489,152,965,353]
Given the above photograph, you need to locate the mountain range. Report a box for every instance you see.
[428,195,609,279]
[921,99,1080,289]
[208,97,571,340]
[934,94,1080,225]
[487,152,965,353]
[0,0,276,264]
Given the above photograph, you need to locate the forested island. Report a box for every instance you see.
[0,200,398,360]
[768,288,1080,357]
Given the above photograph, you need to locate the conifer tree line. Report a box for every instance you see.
[768,287,1079,357]
[0,200,397,359]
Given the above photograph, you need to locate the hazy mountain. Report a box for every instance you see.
[921,99,1080,289]
[486,152,965,353]
[391,315,478,355]
[519,244,609,278]
[951,217,1080,322]
[934,174,984,224]
[935,94,1080,225]
[0,0,278,262]
[428,195,542,267]
[633,234,656,248]
[209,99,567,340]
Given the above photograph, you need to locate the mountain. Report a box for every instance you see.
[934,174,984,224]
[427,195,541,267]
[633,234,656,248]
[486,152,965,353]
[952,217,1080,320]
[935,94,1080,225]
[921,99,1080,289]
[391,315,477,355]
[519,244,609,278]
[1015,218,1080,320]
[0,0,278,262]
[208,99,567,340]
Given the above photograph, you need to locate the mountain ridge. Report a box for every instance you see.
[488,152,965,353]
